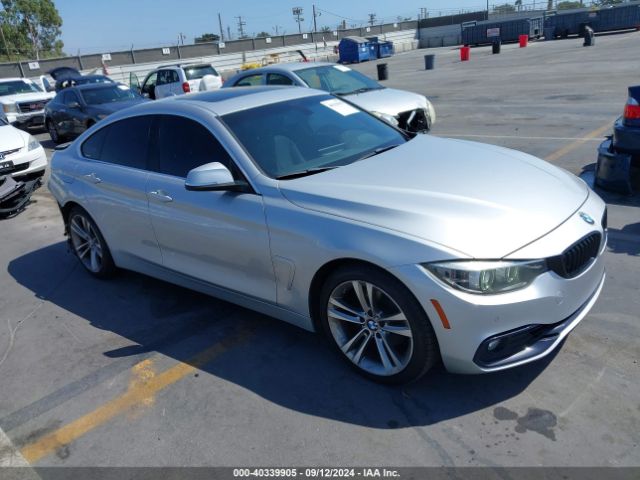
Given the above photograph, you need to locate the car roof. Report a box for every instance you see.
[103,86,327,120]
[236,62,336,75]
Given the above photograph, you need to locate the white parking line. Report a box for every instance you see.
[436,134,604,141]
[0,426,29,467]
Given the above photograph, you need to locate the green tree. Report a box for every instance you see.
[557,1,583,9]
[320,26,331,32]
[0,0,63,60]
[492,4,516,14]
[593,0,622,5]
[255,31,270,37]
[194,33,220,43]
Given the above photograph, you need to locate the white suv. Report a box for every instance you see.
[131,63,223,100]
[0,78,55,129]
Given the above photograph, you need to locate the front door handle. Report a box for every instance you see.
[148,190,173,202]
[83,173,101,184]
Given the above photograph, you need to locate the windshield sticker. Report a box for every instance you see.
[321,98,359,116]
[333,65,351,72]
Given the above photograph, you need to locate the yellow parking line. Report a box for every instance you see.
[545,122,612,163]
[20,326,253,464]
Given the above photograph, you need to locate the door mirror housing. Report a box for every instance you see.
[185,162,249,192]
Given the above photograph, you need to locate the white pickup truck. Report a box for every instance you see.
[0,78,55,129]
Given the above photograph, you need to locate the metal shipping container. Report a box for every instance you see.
[545,2,640,38]
[461,17,544,46]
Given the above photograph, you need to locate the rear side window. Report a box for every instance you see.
[235,74,262,87]
[81,116,152,169]
[154,115,234,178]
[266,73,294,86]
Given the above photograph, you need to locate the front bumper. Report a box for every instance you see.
[6,146,47,179]
[7,110,46,128]
[390,193,607,374]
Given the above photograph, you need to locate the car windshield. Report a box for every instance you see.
[222,94,408,179]
[76,76,112,85]
[296,65,383,96]
[0,80,42,96]
[0,117,8,126]
[184,65,219,80]
[80,85,141,105]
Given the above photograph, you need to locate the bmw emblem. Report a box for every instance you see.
[579,212,595,225]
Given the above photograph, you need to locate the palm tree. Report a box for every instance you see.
[515,0,523,11]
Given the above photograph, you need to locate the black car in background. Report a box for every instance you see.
[596,85,640,194]
[48,66,115,92]
[44,83,147,144]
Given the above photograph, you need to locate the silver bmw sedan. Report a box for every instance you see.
[49,87,607,384]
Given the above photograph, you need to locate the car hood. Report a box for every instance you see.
[278,136,589,259]
[90,98,147,114]
[0,124,26,150]
[344,87,428,116]
[0,92,55,104]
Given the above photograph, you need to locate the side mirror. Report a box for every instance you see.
[185,162,249,192]
[68,101,81,109]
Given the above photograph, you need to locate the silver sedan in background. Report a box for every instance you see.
[223,62,436,133]
[48,87,606,384]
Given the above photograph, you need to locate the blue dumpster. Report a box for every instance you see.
[338,36,372,63]
[378,41,394,58]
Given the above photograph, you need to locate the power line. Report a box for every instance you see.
[235,15,246,38]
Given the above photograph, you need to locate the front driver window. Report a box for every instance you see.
[142,73,157,95]
[154,115,236,178]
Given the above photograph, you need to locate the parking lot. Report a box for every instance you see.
[1,31,639,471]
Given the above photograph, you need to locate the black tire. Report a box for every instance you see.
[318,264,439,384]
[46,120,63,144]
[67,206,116,278]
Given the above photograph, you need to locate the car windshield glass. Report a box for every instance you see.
[80,85,141,105]
[296,65,383,96]
[76,76,112,85]
[0,80,42,96]
[184,65,218,80]
[221,94,407,179]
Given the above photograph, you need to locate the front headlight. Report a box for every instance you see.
[27,135,40,151]
[3,103,17,113]
[424,260,547,295]
[370,111,399,127]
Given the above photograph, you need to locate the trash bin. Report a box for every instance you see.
[544,27,555,40]
[460,46,471,61]
[424,54,435,70]
[377,63,388,81]
[583,27,595,46]
[519,34,528,47]
[492,40,501,54]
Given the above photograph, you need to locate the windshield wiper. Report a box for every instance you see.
[335,87,381,96]
[357,144,401,161]
[275,166,338,180]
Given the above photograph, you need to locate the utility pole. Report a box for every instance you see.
[312,5,319,32]
[368,13,376,26]
[419,7,428,20]
[178,32,186,45]
[292,7,304,34]
[486,0,490,20]
[218,13,225,41]
[227,26,232,41]
[235,16,246,38]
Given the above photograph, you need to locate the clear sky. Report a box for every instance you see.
[56,0,491,54]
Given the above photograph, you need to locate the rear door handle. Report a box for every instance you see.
[148,190,173,202]
[83,173,101,184]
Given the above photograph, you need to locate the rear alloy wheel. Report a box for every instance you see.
[319,266,439,384]
[68,207,115,278]
[47,120,61,144]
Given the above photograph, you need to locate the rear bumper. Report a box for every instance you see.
[612,117,640,154]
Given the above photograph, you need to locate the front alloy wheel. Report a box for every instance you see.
[68,207,115,277]
[320,266,439,384]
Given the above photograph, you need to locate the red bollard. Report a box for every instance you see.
[519,35,528,48]
[460,46,470,61]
